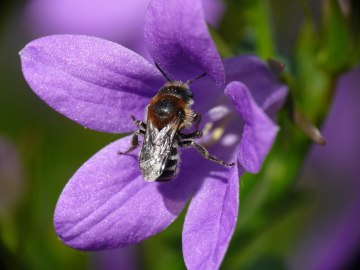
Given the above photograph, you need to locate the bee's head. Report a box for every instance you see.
[154,63,207,105]
[159,81,194,105]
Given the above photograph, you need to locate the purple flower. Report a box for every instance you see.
[0,136,25,216]
[20,0,287,269]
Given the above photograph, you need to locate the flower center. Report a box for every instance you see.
[201,105,235,148]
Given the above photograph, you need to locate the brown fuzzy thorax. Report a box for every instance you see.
[148,92,193,130]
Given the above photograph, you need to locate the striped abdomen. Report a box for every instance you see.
[157,143,180,181]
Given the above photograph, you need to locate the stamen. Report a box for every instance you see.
[212,127,225,141]
[202,122,213,136]
[201,113,235,148]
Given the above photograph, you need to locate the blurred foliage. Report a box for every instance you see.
[1,2,118,269]
[0,0,359,269]
[0,0,26,33]
[218,0,359,269]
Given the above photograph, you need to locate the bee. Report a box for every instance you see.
[119,64,235,182]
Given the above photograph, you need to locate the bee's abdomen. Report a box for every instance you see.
[157,146,180,181]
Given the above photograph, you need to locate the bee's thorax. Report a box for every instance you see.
[148,85,194,130]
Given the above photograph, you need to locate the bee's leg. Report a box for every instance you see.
[179,139,235,167]
[178,113,202,139]
[178,130,203,140]
[131,115,146,130]
[118,129,145,155]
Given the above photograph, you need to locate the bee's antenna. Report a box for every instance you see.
[185,72,207,85]
[155,62,172,82]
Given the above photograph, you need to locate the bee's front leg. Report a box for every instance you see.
[131,115,147,130]
[118,115,146,155]
[178,130,203,140]
[118,129,145,155]
[178,112,203,139]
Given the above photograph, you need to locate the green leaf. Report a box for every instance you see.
[317,0,352,74]
[220,0,277,59]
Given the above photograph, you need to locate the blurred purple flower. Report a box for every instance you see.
[0,136,24,216]
[23,0,224,57]
[19,0,286,269]
[287,66,360,270]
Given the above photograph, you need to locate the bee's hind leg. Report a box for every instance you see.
[179,139,235,167]
[118,129,145,155]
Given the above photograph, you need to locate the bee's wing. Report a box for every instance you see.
[139,119,180,181]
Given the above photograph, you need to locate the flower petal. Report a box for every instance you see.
[144,0,225,86]
[190,76,224,117]
[20,35,165,133]
[182,165,239,270]
[54,136,195,250]
[225,81,279,173]
[224,56,288,116]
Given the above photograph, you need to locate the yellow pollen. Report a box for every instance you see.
[212,127,224,141]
